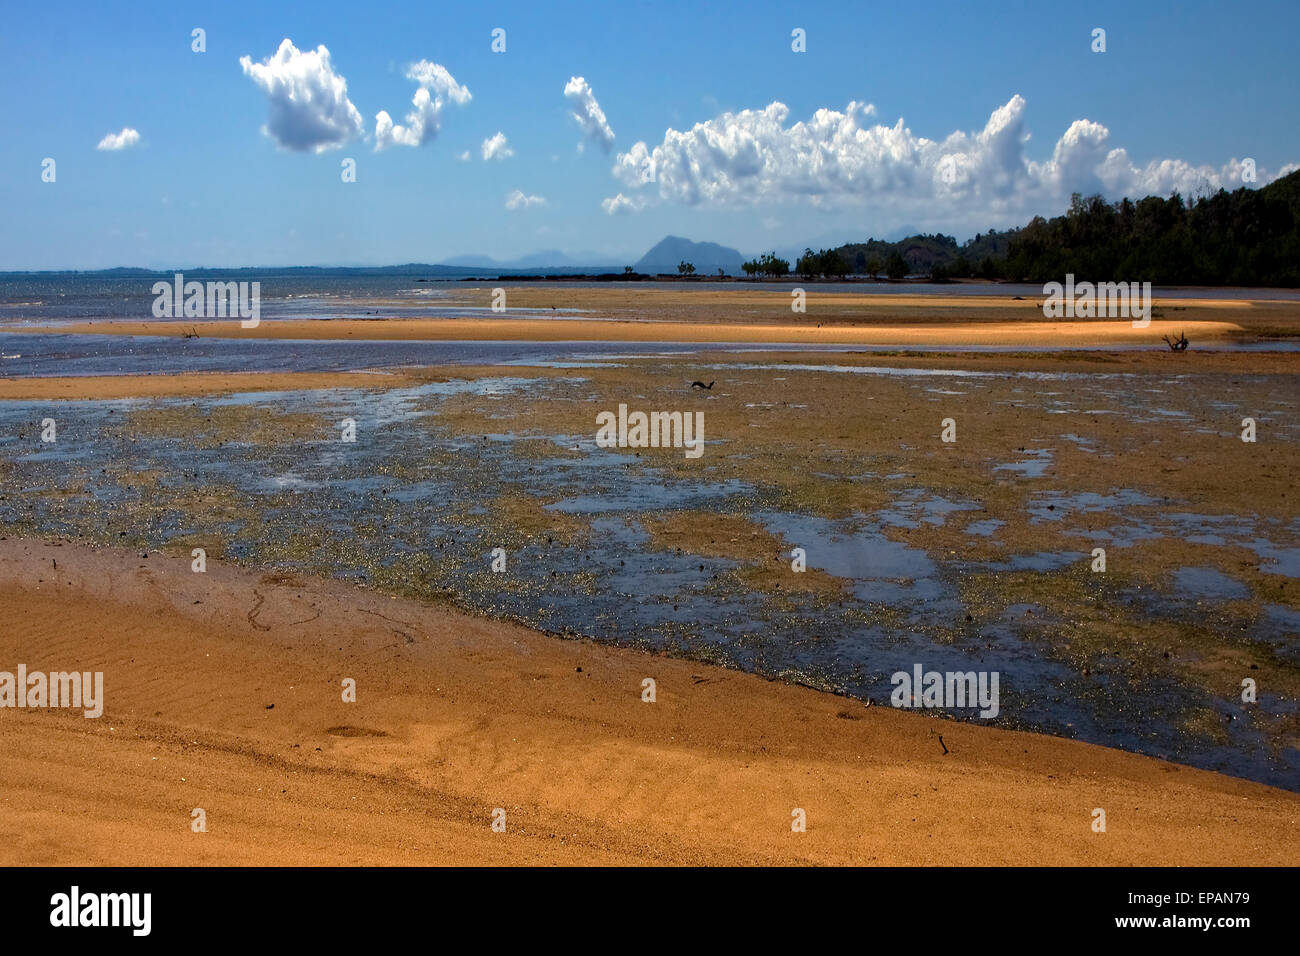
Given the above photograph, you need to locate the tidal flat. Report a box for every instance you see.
[1,340,1296,789]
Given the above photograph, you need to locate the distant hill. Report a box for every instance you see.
[832,231,1015,278]
[443,250,618,270]
[635,236,744,275]
[0,263,617,278]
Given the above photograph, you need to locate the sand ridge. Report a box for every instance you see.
[9,316,1245,346]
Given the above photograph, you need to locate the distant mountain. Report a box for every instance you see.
[443,250,619,270]
[635,236,744,275]
[0,263,617,278]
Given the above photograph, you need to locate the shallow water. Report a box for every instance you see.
[1173,566,1251,601]
[2,330,1298,383]
[0,333,735,378]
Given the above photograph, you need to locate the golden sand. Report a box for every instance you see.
[0,539,1294,865]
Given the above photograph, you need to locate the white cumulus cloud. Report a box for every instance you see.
[564,76,615,153]
[600,192,645,215]
[504,189,545,210]
[407,60,471,105]
[96,127,141,151]
[481,131,513,161]
[374,59,471,150]
[611,95,1295,223]
[240,39,363,152]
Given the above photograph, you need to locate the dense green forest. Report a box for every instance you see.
[817,169,1300,286]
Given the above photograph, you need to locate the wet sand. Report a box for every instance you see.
[9,316,1247,346]
[0,370,407,400]
[0,538,1295,866]
[0,347,1296,400]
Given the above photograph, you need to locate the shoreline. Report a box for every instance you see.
[0,536,1295,866]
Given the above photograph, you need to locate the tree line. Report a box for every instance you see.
[735,169,1300,285]
[991,174,1300,285]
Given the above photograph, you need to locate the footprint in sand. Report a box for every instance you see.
[325,726,388,738]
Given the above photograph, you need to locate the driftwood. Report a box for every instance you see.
[690,380,715,390]
[1161,330,1189,351]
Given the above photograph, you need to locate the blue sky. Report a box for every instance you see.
[3,0,1298,269]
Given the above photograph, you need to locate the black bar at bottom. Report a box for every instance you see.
[0,866,1287,942]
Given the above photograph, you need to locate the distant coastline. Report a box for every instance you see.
[3,270,1299,304]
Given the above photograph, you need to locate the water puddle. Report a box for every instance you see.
[994,448,1054,478]
[1173,566,1251,601]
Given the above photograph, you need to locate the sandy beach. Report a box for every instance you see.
[1,537,1295,866]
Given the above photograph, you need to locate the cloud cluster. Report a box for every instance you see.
[504,189,545,210]
[96,127,140,151]
[374,59,471,150]
[609,95,1295,217]
[481,131,513,161]
[239,39,364,153]
[563,76,615,153]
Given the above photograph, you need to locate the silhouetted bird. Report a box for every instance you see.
[690,380,715,390]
